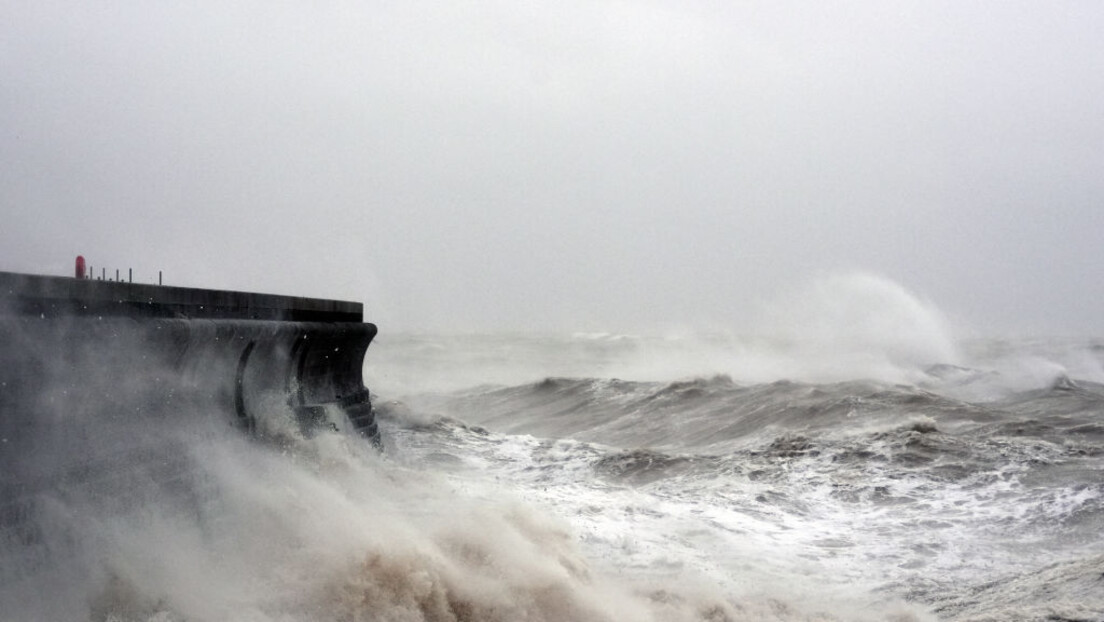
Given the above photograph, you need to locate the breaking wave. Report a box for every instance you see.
[6,274,1104,621]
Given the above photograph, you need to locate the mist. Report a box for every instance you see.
[3,1,1103,335]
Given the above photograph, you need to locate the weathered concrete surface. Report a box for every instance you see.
[0,270,363,322]
[0,271,379,505]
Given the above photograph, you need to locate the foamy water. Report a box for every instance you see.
[4,274,1103,621]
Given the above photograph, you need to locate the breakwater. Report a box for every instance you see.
[0,269,379,508]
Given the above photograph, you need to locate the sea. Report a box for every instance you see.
[3,288,1104,621]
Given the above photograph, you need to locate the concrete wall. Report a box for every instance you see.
[0,272,379,526]
[0,271,364,322]
[0,315,379,498]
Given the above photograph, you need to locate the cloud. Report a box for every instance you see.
[2,1,1103,334]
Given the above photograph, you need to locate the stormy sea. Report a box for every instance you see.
[3,282,1103,621]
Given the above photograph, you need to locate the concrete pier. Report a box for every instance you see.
[0,271,363,323]
[0,269,380,506]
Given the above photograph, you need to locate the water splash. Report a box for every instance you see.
[747,272,960,383]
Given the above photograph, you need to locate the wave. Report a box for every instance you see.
[10,327,1102,620]
[368,273,968,396]
[1,399,954,622]
[749,272,960,383]
[926,554,1104,622]
[402,374,1006,452]
[1,416,759,622]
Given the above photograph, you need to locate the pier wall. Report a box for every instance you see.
[0,271,379,502]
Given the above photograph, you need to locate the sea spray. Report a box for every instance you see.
[6,406,937,622]
[366,273,963,393]
[6,273,1102,620]
[748,272,960,384]
[368,328,1103,620]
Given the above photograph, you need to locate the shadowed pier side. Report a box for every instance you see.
[0,269,380,506]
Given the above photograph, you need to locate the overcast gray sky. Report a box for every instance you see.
[2,1,1102,335]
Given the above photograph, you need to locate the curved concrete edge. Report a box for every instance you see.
[0,315,380,498]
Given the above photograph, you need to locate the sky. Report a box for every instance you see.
[2,1,1103,336]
